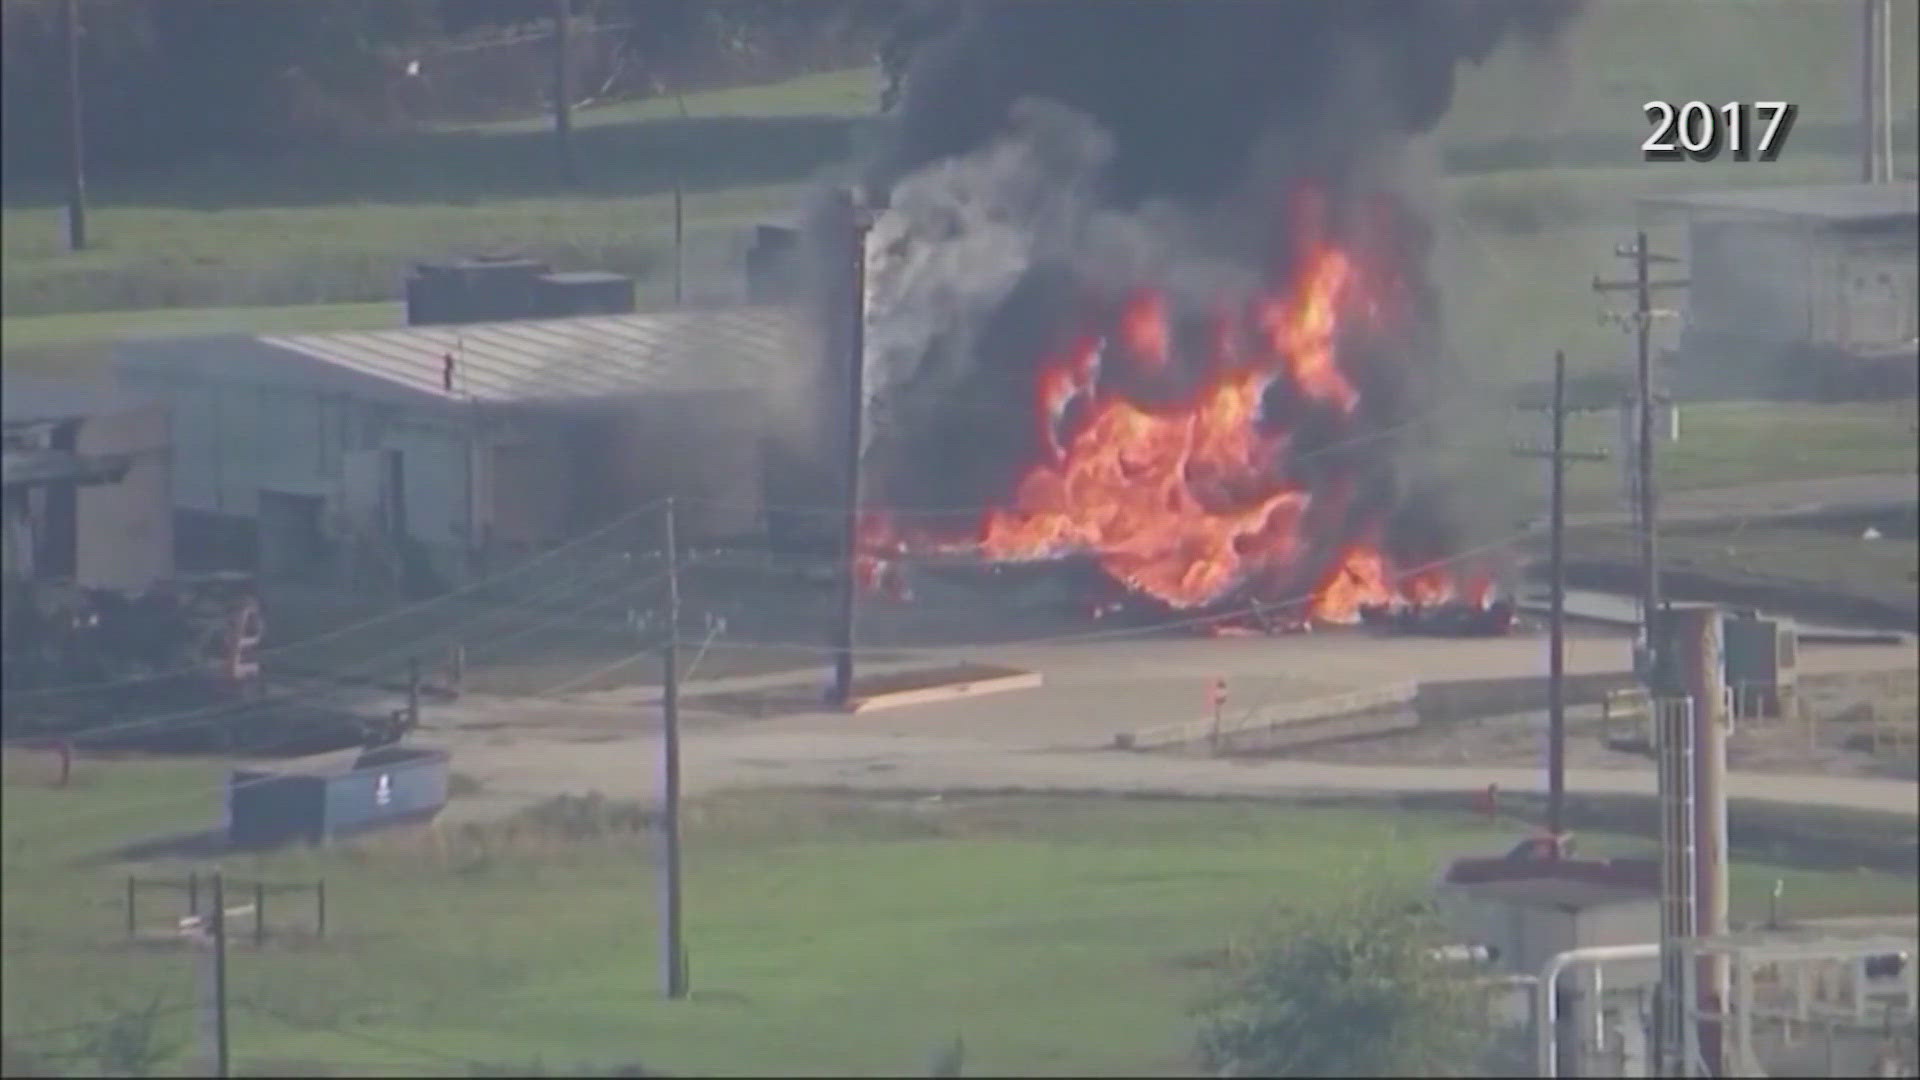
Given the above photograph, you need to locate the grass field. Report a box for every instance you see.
[1564,506,1920,627]
[1414,398,1916,533]
[3,761,1915,1077]
[1559,399,1920,507]
[3,3,1916,342]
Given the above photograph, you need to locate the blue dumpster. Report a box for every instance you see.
[229,746,449,847]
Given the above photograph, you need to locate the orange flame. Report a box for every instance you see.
[861,186,1495,623]
[1119,289,1170,371]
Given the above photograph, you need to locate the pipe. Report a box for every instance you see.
[1539,943,1660,1078]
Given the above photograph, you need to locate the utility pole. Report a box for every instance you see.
[1594,233,1687,695]
[674,94,689,307]
[829,188,874,708]
[659,497,686,999]
[1513,352,1608,839]
[553,0,576,186]
[1861,0,1893,183]
[206,872,231,1078]
[62,0,86,251]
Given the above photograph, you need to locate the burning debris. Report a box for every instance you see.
[842,1,1578,631]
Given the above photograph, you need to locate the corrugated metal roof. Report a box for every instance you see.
[2,374,154,424]
[1639,182,1919,224]
[257,306,812,405]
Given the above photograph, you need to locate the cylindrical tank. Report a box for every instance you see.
[1662,604,1729,1072]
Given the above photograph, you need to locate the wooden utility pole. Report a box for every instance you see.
[1861,0,1894,183]
[674,95,689,306]
[830,189,874,707]
[659,497,687,999]
[553,0,576,185]
[1594,234,1687,694]
[62,0,86,251]
[1513,352,1608,838]
[205,872,232,1078]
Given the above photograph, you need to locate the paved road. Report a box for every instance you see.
[424,631,1919,825]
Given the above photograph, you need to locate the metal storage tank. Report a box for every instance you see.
[228,746,450,847]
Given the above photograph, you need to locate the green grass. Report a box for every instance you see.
[3,763,1914,1077]
[1415,399,1916,531]
[0,302,402,352]
[4,2,1916,326]
[1444,0,1918,149]
[1570,399,1920,507]
[1,64,876,317]
[1563,510,1920,624]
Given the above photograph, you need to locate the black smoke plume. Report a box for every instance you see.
[874,0,1579,204]
[851,0,1580,604]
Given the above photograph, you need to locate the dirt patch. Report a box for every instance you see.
[685,686,830,719]
[1279,668,1918,781]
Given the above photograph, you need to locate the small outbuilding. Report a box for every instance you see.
[1639,182,1919,399]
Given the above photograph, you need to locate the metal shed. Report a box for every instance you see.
[228,745,450,847]
[1638,183,1919,399]
[111,305,817,591]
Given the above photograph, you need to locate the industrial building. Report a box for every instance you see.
[2,376,173,594]
[109,305,817,594]
[1640,182,1919,399]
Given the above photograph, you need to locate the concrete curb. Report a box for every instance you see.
[845,669,1045,714]
[1116,681,1420,750]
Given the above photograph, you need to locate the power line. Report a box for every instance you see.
[7,365,1537,707]
[4,497,671,704]
[2,529,1534,867]
[0,574,682,862]
[6,561,671,757]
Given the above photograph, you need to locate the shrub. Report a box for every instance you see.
[1192,886,1493,1077]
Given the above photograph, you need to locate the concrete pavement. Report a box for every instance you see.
[425,630,1919,826]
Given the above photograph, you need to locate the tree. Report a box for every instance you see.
[1192,887,1493,1077]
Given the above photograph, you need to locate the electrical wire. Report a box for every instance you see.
[524,608,725,700]
[4,369,1543,705]
[1,529,1534,862]
[5,562,672,754]
[4,496,673,703]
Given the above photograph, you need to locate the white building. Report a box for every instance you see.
[111,306,817,593]
[1639,182,1919,399]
